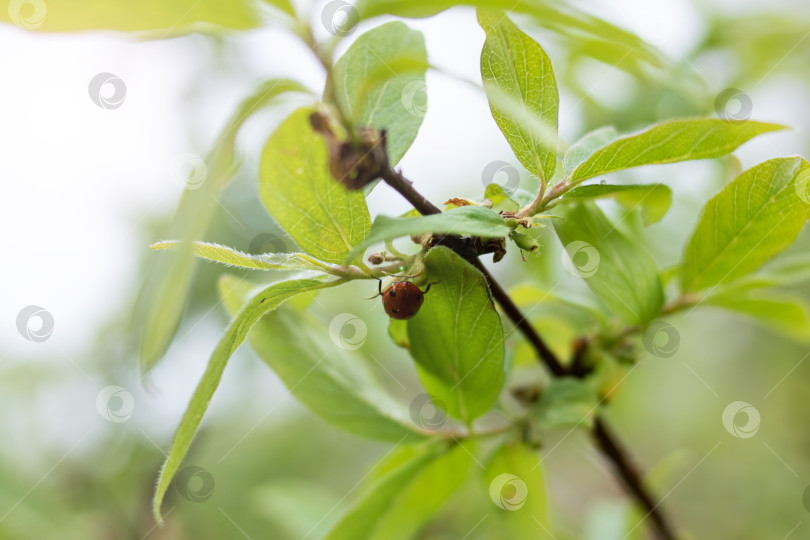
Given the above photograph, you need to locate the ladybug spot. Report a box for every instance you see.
[392,308,399,314]
[408,311,415,316]
[416,294,422,300]
[389,290,396,297]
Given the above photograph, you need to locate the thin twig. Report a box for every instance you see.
[592,418,676,540]
[379,164,677,540]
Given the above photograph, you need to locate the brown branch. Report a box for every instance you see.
[380,167,443,215]
[593,418,676,540]
[471,261,567,377]
[379,164,677,540]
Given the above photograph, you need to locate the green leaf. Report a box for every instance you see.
[355,0,667,75]
[1,0,266,34]
[260,108,372,264]
[407,247,506,423]
[559,183,673,226]
[485,183,520,213]
[484,442,551,538]
[534,378,599,430]
[219,276,423,440]
[569,119,786,185]
[479,10,558,182]
[324,441,473,540]
[703,289,810,343]
[153,277,338,522]
[150,241,334,273]
[387,318,410,349]
[346,205,510,263]
[680,157,810,292]
[139,79,312,374]
[554,202,665,324]
[563,126,618,173]
[332,21,428,165]
[260,0,297,19]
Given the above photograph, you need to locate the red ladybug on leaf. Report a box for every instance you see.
[379,281,433,320]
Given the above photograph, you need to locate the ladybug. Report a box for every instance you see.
[379,281,432,320]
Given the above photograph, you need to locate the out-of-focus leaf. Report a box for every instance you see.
[387,318,410,349]
[332,21,427,165]
[563,126,618,173]
[554,202,664,324]
[1,0,266,34]
[251,480,339,539]
[728,252,810,291]
[510,283,606,325]
[479,10,558,182]
[151,241,337,273]
[699,14,810,87]
[407,247,505,423]
[260,0,297,19]
[680,158,810,292]
[513,316,578,364]
[508,285,604,360]
[703,289,810,343]
[559,184,673,225]
[324,441,473,540]
[355,0,667,74]
[569,119,785,184]
[220,276,424,440]
[208,79,313,186]
[153,277,339,522]
[260,108,371,264]
[139,79,312,373]
[534,378,599,430]
[583,501,643,540]
[484,442,550,538]
[345,206,510,263]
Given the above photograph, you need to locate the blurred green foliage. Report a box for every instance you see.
[3,1,810,539]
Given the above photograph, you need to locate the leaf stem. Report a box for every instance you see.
[517,177,574,218]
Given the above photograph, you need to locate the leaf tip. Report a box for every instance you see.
[149,241,173,251]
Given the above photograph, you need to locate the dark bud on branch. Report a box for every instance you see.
[310,111,389,190]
